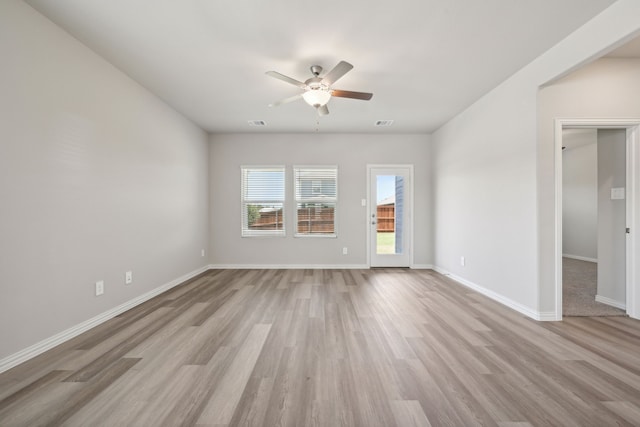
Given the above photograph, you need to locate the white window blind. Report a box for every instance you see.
[294,166,337,237]
[241,166,285,237]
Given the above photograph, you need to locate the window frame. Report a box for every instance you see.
[293,165,338,238]
[240,165,286,237]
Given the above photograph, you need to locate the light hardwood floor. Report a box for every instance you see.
[1,269,640,426]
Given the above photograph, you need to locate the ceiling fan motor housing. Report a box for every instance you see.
[310,65,323,76]
[304,77,327,90]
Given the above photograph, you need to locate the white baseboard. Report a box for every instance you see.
[433,266,544,321]
[411,264,434,269]
[0,265,210,375]
[209,264,434,270]
[595,294,626,310]
[208,264,369,269]
[563,254,598,263]
[537,311,561,321]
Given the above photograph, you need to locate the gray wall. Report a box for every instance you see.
[562,130,598,261]
[0,2,209,360]
[209,133,432,267]
[431,0,640,318]
[597,129,627,305]
[538,57,640,314]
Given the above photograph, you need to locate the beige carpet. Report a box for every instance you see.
[563,257,626,317]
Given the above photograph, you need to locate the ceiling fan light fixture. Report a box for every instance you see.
[302,88,331,107]
[267,61,372,116]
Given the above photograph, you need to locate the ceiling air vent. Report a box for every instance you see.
[375,120,394,127]
[248,120,266,126]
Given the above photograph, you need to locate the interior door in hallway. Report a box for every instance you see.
[369,166,412,267]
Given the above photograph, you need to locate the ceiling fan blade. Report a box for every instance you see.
[316,104,329,116]
[265,71,306,89]
[269,93,303,107]
[321,61,353,86]
[330,89,373,100]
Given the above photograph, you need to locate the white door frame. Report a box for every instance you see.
[367,164,414,268]
[554,118,640,320]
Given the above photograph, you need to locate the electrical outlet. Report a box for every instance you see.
[342,247,348,255]
[125,271,132,285]
[95,280,104,296]
[460,256,465,266]
[201,249,205,257]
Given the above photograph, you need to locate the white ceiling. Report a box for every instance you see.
[26,0,620,134]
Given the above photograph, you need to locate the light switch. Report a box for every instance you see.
[361,199,367,207]
[611,187,625,200]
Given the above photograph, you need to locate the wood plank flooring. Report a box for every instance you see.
[1,268,640,426]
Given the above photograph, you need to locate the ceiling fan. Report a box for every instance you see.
[266,60,373,116]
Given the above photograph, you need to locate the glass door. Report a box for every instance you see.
[369,166,412,267]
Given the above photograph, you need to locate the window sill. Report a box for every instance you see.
[294,234,337,238]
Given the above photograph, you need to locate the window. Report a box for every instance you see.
[294,166,337,237]
[241,166,285,237]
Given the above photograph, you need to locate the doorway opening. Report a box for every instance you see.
[562,128,626,316]
[555,119,640,320]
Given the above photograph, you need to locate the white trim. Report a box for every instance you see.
[596,295,627,310]
[626,125,639,319]
[554,120,564,321]
[411,264,434,270]
[434,266,543,321]
[209,264,369,270]
[562,254,598,263]
[366,167,371,267]
[211,263,434,270]
[292,233,337,239]
[537,312,559,321]
[0,265,209,374]
[554,119,640,321]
